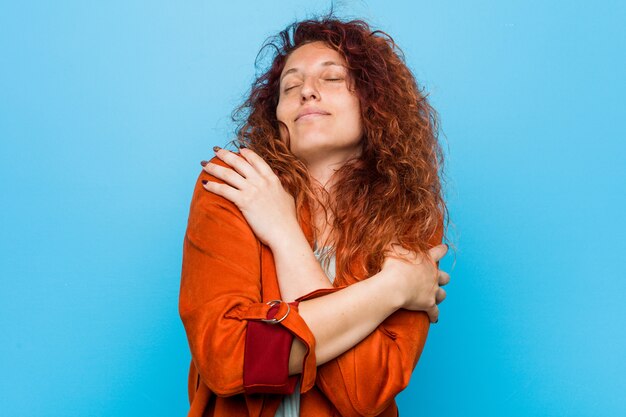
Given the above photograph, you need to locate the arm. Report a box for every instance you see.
[272,219,445,417]
[178,170,318,397]
[270,225,335,301]
[287,268,403,373]
[266,204,424,392]
[314,308,431,416]
[197,149,448,413]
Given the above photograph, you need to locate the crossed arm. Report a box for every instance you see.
[266,217,406,374]
[184,149,448,415]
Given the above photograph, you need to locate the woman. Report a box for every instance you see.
[179,15,451,417]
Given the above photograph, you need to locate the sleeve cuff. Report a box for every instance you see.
[243,302,300,394]
[233,291,344,394]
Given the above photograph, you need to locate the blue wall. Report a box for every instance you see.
[1,1,624,416]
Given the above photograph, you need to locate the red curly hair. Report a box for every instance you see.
[228,14,450,283]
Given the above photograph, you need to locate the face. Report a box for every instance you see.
[276,41,363,165]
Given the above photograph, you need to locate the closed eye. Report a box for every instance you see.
[283,78,344,92]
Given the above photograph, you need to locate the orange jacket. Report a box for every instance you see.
[179,155,443,417]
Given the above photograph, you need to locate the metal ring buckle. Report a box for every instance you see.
[261,300,290,324]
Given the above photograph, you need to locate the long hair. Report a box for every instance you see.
[228,14,450,283]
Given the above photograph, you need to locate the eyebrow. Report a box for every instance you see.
[280,61,345,82]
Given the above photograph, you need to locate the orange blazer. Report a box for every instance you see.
[179,155,443,417]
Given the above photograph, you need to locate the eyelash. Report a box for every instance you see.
[284,78,343,92]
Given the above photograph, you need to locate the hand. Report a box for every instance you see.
[201,147,300,247]
[381,242,450,323]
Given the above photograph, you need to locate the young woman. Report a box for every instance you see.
[179,15,451,417]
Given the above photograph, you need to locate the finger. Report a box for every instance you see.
[427,304,440,324]
[204,162,247,190]
[438,270,450,286]
[428,244,448,263]
[435,287,447,305]
[214,147,255,179]
[201,179,240,205]
[388,242,413,259]
[239,147,276,178]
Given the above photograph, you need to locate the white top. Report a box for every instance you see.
[273,242,336,417]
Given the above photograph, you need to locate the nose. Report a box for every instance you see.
[300,77,320,102]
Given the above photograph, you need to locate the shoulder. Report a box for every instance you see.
[185,154,259,250]
[188,154,244,221]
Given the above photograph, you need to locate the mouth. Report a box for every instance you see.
[295,112,330,122]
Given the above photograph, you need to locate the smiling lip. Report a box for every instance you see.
[295,109,330,121]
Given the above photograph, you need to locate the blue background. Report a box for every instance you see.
[1,1,624,416]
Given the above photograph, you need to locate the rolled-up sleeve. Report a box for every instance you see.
[314,310,430,416]
[178,160,318,397]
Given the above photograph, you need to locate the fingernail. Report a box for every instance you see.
[200,160,208,167]
[201,180,208,185]
[213,146,221,152]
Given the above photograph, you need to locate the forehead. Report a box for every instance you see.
[281,41,347,77]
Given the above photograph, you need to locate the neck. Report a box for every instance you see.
[304,146,362,192]
[304,147,361,250]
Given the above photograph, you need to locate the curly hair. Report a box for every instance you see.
[227,13,450,284]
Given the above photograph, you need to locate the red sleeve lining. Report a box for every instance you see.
[243,302,301,395]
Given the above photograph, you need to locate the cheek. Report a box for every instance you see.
[278,123,290,142]
[347,100,363,136]
[276,99,291,124]
[275,103,290,141]
[276,104,284,123]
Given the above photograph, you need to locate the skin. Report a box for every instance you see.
[201,41,451,374]
[276,41,365,246]
[276,40,364,188]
